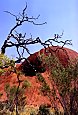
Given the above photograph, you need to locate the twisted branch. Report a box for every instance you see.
[1,3,72,63]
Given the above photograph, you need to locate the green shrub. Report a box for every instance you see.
[36,72,50,95]
[9,86,17,101]
[41,83,50,95]
[0,54,15,68]
[38,104,51,115]
[43,52,78,114]
[22,80,31,89]
[4,83,10,93]
[4,84,26,112]
[0,68,5,76]
[36,73,45,83]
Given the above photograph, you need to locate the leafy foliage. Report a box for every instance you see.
[0,54,15,68]
[41,83,50,95]
[42,52,78,114]
[0,68,5,76]
[37,104,51,115]
[22,80,31,89]
[36,73,45,83]
[4,83,27,113]
[36,73,50,96]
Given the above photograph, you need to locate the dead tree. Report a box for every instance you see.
[1,3,72,64]
[1,1,72,83]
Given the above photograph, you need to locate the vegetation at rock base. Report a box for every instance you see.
[41,52,78,115]
[0,68,5,76]
[3,83,27,114]
[22,80,31,89]
[36,73,45,83]
[37,104,51,115]
[36,72,51,96]
[0,53,78,115]
[0,53,15,69]
[0,53,15,78]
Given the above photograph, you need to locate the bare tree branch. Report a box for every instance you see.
[1,3,72,64]
[1,3,46,54]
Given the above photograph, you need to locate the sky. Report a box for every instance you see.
[0,0,78,59]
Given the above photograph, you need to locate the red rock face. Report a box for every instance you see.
[20,46,78,73]
[0,46,78,110]
[19,52,46,76]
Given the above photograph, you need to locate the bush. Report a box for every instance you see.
[4,83,10,93]
[22,80,31,89]
[0,68,5,76]
[43,52,78,114]
[36,73,45,83]
[4,83,26,112]
[37,104,51,115]
[41,83,50,95]
[0,54,15,68]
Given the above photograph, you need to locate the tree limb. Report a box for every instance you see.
[1,3,72,64]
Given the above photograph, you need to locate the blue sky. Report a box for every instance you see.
[0,0,78,58]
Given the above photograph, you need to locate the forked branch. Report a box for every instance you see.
[1,3,46,54]
[1,3,72,63]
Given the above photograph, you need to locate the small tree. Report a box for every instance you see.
[42,53,78,115]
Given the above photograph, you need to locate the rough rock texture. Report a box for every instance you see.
[20,46,78,71]
[0,46,78,111]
